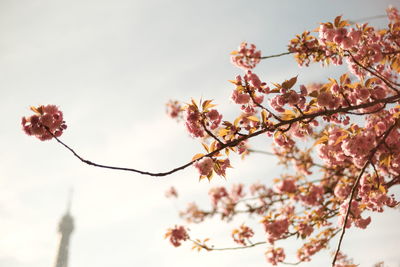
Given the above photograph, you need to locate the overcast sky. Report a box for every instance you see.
[0,0,399,266]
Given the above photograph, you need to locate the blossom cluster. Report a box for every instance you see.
[262,217,289,244]
[166,100,183,120]
[22,105,67,141]
[231,224,254,246]
[265,247,285,266]
[164,8,400,265]
[230,42,261,70]
[164,225,189,247]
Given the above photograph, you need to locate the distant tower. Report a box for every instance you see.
[54,190,74,267]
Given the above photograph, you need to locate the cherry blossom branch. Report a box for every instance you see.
[345,103,387,116]
[190,238,266,251]
[332,119,399,266]
[47,92,400,177]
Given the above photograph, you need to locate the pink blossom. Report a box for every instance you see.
[334,183,351,199]
[166,100,182,119]
[165,225,189,247]
[274,178,297,194]
[22,105,66,141]
[206,109,222,130]
[338,200,371,229]
[265,247,285,266]
[194,157,214,176]
[244,71,262,89]
[333,252,356,267]
[214,158,230,177]
[317,91,334,108]
[230,183,245,202]
[300,185,324,206]
[237,141,249,155]
[232,224,254,246]
[231,90,250,105]
[179,202,206,223]
[263,218,289,244]
[179,203,206,223]
[387,6,400,23]
[270,96,285,113]
[354,216,371,229]
[297,239,327,262]
[231,42,261,70]
[165,186,178,198]
[208,187,228,208]
[287,91,300,106]
[185,105,205,138]
[298,223,314,237]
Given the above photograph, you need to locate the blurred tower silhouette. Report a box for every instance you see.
[54,190,74,267]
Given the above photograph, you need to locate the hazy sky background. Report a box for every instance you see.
[0,0,399,266]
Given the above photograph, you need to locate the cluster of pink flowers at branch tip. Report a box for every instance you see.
[265,247,286,266]
[230,71,267,114]
[22,105,67,141]
[184,100,222,138]
[164,225,189,247]
[194,157,230,178]
[319,24,361,50]
[230,42,261,70]
[262,217,289,244]
[231,224,254,246]
[289,8,400,79]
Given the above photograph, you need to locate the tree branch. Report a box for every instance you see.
[48,93,400,177]
[190,238,266,251]
[260,51,293,60]
[332,119,399,266]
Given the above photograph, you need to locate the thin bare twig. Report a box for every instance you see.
[260,51,293,60]
[190,238,266,251]
[248,149,275,156]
